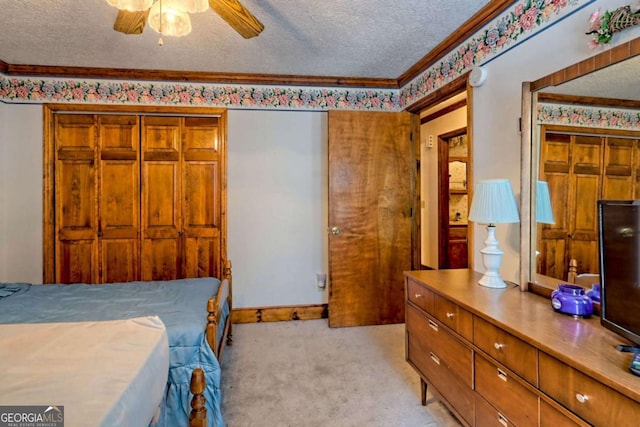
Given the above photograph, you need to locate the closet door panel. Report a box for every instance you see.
[142,239,181,281]
[184,238,220,278]
[182,117,221,278]
[54,114,98,283]
[603,137,637,199]
[142,117,182,280]
[57,241,95,284]
[98,116,140,283]
[538,132,571,280]
[101,240,138,283]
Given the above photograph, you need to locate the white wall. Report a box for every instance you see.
[471,0,639,284]
[0,103,43,283]
[420,108,467,268]
[1,0,638,292]
[0,106,329,310]
[224,110,328,308]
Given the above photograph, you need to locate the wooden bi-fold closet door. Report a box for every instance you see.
[538,125,640,280]
[141,116,222,281]
[46,109,224,284]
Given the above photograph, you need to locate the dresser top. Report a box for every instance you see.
[405,269,640,402]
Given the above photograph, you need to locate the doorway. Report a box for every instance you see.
[416,90,472,270]
[438,127,469,269]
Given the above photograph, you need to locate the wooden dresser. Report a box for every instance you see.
[405,269,640,426]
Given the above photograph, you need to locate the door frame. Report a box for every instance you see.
[405,73,474,270]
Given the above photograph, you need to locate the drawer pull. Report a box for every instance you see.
[497,368,508,382]
[414,293,422,298]
[428,319,439,331]
[494,342,504,350]
[446,312,455,319]
[498,413,508,427]
[575,393,589,403]
[429,352,440,365]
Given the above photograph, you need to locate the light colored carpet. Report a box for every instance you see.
[220,319,462,427]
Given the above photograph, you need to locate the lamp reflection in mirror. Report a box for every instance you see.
[469,179,520,288]
[536,180,555,224]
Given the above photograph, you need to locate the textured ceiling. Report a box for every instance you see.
[0,0,491,79]
[543,56,640,102]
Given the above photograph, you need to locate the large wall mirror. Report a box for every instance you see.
[521,37,640,293]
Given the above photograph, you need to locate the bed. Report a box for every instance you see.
[0,261,233,427]
[0,316,170,426]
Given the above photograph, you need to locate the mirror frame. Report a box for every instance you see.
[520,36,640,293]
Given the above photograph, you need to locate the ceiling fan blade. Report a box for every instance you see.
[208,0,264,39]
[113,9,149,35]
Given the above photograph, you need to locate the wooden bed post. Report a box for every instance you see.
[206,259,233,357]
[189,368,207,427]
[224,259,233,345]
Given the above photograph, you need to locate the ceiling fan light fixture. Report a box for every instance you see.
[148,0,192,37]
[183,0,210,13]
[106,0,154,12]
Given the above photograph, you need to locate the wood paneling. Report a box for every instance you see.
[141,116,182,281]
[538,126,640,279]
[44,105,226,284]
[98,115,140,283]
[183,117,222,279]
[328,111,414,327]
[54,114,98,284]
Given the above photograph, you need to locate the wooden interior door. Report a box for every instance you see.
[438,128,469,269]
[141,116,182,281]
[328,110,415,327]
[98,115,140,283]
[182,117,222,278]
[54,114,98,284]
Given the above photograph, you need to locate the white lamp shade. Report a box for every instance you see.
[469,179,520,225]
[107,0,153,12]
[148,0,192,37]
[536,180,555,224]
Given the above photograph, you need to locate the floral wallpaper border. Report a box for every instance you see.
[400,0,589,108]
[0,77,401,111]
[538,102,640,130]
[0,0,591,110]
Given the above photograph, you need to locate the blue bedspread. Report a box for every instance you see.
[0,279,227,427]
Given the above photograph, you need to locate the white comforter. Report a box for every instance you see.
[0,316,169,427]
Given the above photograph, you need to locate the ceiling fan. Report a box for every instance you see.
[110,0,264,39]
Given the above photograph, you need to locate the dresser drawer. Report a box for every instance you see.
[407,278,434,314]
[540,398,589,427]
[539,352,640,426]
[475,353,538,426]
[407,335,475,426]
[434,293,473,341]
[406,304,473,387]
[475,392,515,427]
[474,316,538,386]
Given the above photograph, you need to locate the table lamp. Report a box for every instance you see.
[469,179,520,288]
[536,180,555,224]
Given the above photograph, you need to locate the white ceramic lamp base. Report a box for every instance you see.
[478,225,507,288]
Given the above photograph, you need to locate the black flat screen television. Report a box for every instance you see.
[598,200,640,347]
